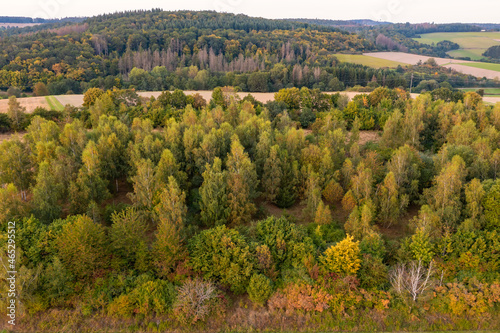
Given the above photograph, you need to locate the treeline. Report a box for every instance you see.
[0,16,83,24]
[0,10,370,92]
[0,86,499,331]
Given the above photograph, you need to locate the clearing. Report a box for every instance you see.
[414,31,500,60]
[333,54,407,68]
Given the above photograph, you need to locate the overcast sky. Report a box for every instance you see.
[3,0,499,24]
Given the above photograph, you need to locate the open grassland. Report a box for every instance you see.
[448,48,487,60]
[45,96,65,111]
[333,54,407,68]
[458,62,500,72]
[414,32,500,60]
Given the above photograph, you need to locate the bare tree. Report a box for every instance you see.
[174,279,217,324]
[389,260,434,301]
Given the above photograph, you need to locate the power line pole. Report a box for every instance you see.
[409,73,414,94]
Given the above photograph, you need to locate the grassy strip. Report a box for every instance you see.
[45,96,64,111]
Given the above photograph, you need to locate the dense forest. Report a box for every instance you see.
[0,84,499,331]
[1,10,497,97]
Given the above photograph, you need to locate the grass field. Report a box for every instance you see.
[45,96,65,111]
[458,62,500,72]
[334,54,407,68]
[414,32,500,60]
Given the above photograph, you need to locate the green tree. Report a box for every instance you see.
[247,273,273,306]
[189,225,254,293]
[0,139,32,200]
[70,140,110,214]
[226,136,258,224]
[153,177,187,279]
[483,181,500,230]
[128,158,156,211]
[31,161,63,223]
[110,208,150,271]
[199,158,230,226]
[377,172,408,227]
[56,215,109,279]
[262,145,282,203]
[7,96,25,131]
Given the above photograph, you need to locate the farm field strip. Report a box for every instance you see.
[365,52,500,79]
[3,90,500,115]
[414,32,500,60]
[333,54,407,68]
[45,96,65,111]
[457,62,500,72]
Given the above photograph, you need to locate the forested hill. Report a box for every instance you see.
[0,10,379,93]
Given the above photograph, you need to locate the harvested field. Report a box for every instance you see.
[363,52,469,65]
[0,23,42,28]
[365,52,500,79]
[458,62,500,73]
[443,64,500,80]
[0,96,49,113]
[4,90,499,113]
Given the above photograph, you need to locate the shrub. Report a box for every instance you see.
[268,283,333,313]
[247,273,273,306]
[7,86,21,97]
[129,279,176,316]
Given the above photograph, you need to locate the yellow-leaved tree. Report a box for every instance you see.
[322,235,361,276]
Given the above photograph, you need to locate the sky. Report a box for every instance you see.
[2,0,499,24]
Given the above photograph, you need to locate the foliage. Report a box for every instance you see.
[247,273,273,306]
[188,225,254,293]
[322,235,362,276]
